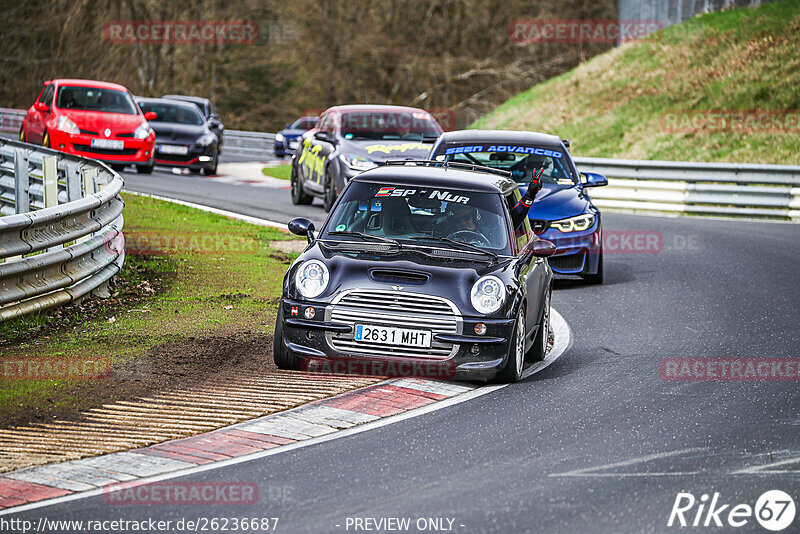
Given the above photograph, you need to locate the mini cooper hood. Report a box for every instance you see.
[293,243,515,315]
[59,110,146,136]
[518,183,590,220]
[341,139,435,163]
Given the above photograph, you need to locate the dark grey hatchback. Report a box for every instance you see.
[275,163,556,383]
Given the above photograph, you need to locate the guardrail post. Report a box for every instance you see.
[65,163,82,202]
[42,156,58,209]
[14,149,29,214]
[82,167,98,196]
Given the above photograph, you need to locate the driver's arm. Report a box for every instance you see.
[510,170,543,228]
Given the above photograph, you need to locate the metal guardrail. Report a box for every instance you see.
[0,138,124,322]
[224,129,276,159]
[573,157,800,221]
[2,108,797,221]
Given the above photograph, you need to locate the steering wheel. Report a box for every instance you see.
[448,230,491,247]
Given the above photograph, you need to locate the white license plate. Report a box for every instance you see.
[90,138,124,150]
[354,324,431,348]
[288,140,298,149]
[158,144,189,155]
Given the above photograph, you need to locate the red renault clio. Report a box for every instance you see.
[20,79,156,173]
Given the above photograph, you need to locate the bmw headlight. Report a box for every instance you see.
[550,214,595,233]
[294,260,329,299]
[340,154,377,171]
[56,116,79,135]
[275,133,285,142]
[197,133,216,147]
[470,276,505,315]
[133,122,152,139]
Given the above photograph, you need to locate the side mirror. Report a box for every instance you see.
[580,172,608,187]
[288,217,315,243]
[34,102,49,113]
[314,131,335,144]
[144,111,157,121]
[531,239,557,258]
[209,118,220,128]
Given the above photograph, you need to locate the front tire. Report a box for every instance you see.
[291,165,313,205]
[273,308,301,370]
[203,154,218,176]
[322,167,336,213]
[527,286,551,362]
[42,131,50,148]
[19,128,26,142]
[136,162,154,174]
[495,307,526,383]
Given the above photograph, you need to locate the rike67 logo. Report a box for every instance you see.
[668,490,796,531]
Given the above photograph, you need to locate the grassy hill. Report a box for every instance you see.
[473,1,800,164]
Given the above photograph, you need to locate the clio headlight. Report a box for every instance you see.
[133,122,152,139]
[550,214,595,233]
[294,260,329,299]
[56,116,79,135]
[470,276,505,315]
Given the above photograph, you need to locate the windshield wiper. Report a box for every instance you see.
[327,231,401,248]
[409,236,498,261]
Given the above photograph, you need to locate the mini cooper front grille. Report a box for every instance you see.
[325,289,461,359]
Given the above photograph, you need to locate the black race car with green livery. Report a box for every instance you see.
[290,105,443,212]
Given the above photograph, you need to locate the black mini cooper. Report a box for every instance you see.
[275,163,556,382]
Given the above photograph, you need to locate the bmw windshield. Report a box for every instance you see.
[322,181,512,255]
[436,144,578,186]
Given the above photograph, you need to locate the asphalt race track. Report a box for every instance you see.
[12,161,800,532]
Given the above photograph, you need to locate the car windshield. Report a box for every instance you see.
[435,143,578,186]
[56,86,139,115]
[340,111,443,141]
[139,102,204,125]
[322,181,511,255]
[291,117,318,130]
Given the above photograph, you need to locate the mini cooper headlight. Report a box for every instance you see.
[470,276,505,315]
[295,260,329,299]
[550,214,595,233]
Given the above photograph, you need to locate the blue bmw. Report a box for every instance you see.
[428,130,607,283]
[275,116,318,157]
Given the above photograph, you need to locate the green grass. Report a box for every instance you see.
[473,2,800,164]
[262,164,292,180]
[0,193,301,424]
